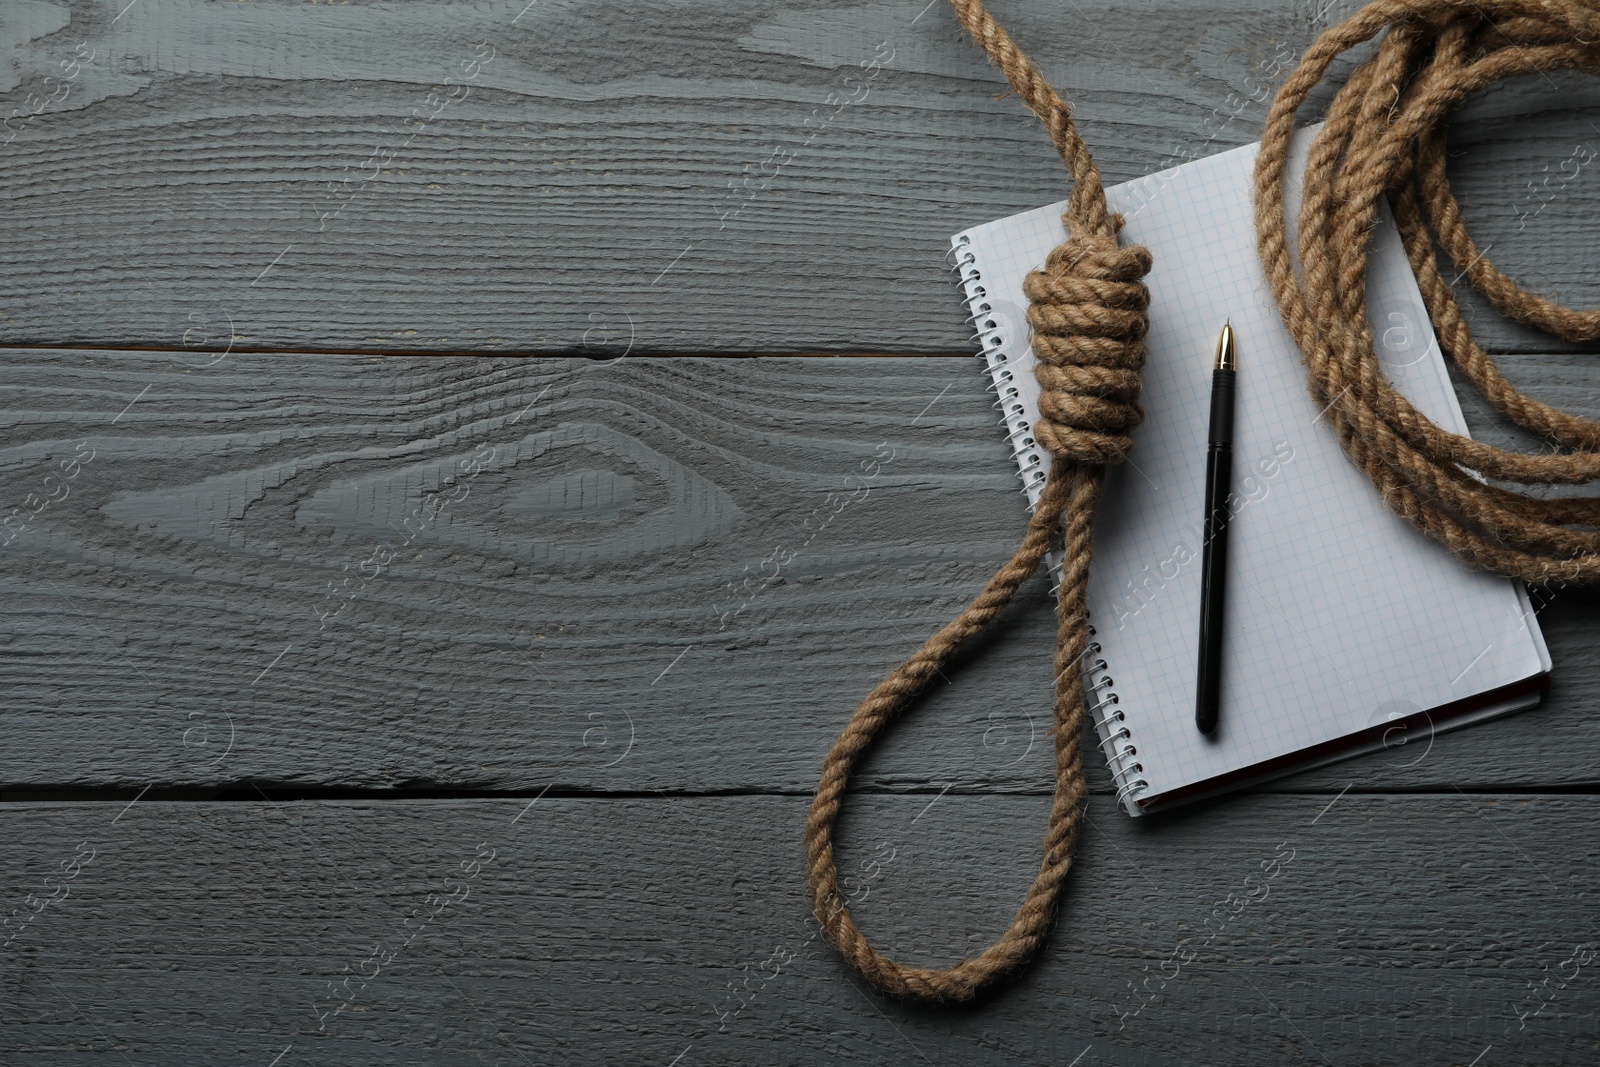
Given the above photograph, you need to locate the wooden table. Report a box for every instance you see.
[3,1,1597,1063]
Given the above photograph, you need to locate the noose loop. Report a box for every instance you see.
[804,0,1151,1003]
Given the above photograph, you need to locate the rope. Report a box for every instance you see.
[1255,0,1600,582]
[805,0,1152,1003]
[806,0,1600,1004]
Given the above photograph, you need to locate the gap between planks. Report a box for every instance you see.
[0,343,974,360]
[6,783,1600,805]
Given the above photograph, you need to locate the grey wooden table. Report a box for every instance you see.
[2,1,1597,1064]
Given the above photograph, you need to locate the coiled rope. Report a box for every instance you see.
[1258,0,1600,581]
[806,0,1600,1003]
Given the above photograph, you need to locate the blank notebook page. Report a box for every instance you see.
[954,128,1548,809]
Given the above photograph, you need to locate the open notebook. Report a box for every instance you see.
[952,128,1551,815]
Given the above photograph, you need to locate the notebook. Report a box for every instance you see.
[951,126,1551,815]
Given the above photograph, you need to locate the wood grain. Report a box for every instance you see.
[3,3,1597,1062]
[3,794,1598,1066]
[0,0,1594,354]
[1,348,1595,793]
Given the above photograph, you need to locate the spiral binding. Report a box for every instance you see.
[1081,622,1148,807]
[949,233,1149,811]
[950,233,1048,501]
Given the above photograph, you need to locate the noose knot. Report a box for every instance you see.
[1022,216,1153,465]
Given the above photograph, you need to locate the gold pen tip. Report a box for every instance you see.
[1214,322,1236,371]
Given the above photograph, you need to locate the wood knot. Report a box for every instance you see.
[1022,217,1153,464]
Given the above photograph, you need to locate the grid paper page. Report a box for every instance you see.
[953,128,1549,812]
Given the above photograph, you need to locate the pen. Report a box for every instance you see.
[1195,322,1236,736]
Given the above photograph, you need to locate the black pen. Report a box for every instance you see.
[1195,322,1236,737]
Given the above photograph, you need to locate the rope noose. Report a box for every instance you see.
[809,0,1600,1004]
[805,0,1152,1003]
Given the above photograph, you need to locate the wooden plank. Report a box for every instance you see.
[2,794,1597,1065]
[1,349,1596,793]
[0,0,1594,354]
